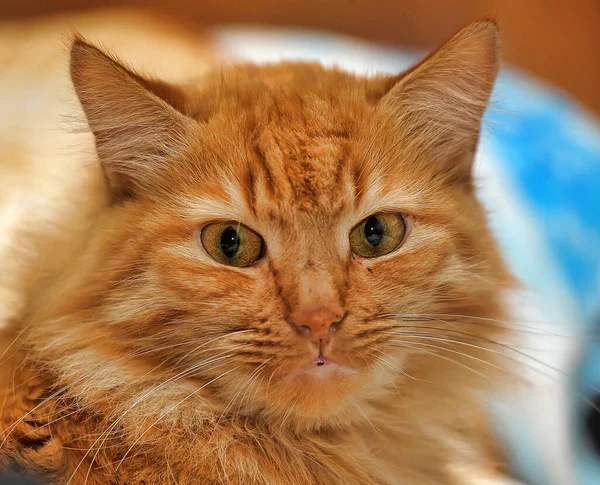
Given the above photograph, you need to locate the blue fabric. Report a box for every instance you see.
[487,70,600,485]
[487,70,600,321]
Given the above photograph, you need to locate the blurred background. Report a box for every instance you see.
[1,0,599,116]
[0,2,599,485]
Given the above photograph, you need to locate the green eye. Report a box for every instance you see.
[200,221,264,267]
[349,213,406,258]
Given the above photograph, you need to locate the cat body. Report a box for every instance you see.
[1,10,518,484]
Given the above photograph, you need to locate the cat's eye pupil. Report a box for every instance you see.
[220,226,240,258]
[364,216,384,247]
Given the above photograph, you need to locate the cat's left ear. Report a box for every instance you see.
[379,20,500,183]
[70,36,196,201]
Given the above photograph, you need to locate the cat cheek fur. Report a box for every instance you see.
[1,19,520,483]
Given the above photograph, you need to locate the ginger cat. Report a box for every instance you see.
[0,10,520,484]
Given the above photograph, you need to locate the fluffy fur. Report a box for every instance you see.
[1,13,519,484]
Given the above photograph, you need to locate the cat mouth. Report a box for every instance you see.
[292,356,357,380]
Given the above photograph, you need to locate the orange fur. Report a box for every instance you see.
[1,14,519,484]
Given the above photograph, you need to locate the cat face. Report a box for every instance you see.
[61,21,511,428]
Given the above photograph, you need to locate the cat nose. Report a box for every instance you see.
[289,305,346,346]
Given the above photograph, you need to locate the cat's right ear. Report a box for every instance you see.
[70,36,195,201]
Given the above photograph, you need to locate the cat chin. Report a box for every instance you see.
[259,359,399,430]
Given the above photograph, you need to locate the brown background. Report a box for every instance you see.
[2,0,599,115]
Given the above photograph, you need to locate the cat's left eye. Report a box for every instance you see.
[200,221,264,267]
[349,213,407,258]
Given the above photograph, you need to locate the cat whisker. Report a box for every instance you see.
[276,395,299,434]
[394,340,505,373]
[371,358,399,392]
[3,330,252,445]
[0,324,30,365]
[392,337,600,417]
[8,338,241,447]
[368,351,409,396]
[384,321,570,373]
[366,346,423,382]
[389,333,560,379]
[377,312,568,336]
[1,343,186,447]
[389,333,546,383]
[113,365,241,474]
[216,358,271,424]
[390,330,560,381]
[354,349,372,371]
[166,452,178,485]
[172,329,254,369]
[23,351,183,434]
[71,348,249,485]
[0,337,235,446]
[81,355,232,485]
[390,328,600,396]
[348,396,381,433]
[247,371,267,414]
[390,342,489,379]
[265,364,283,399]
[236,361,271,415]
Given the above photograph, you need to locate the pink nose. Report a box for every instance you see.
[289,306,345,345]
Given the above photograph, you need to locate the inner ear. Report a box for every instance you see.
[129,72,192,117]
[70,36,196,201]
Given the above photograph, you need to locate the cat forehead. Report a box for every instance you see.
[176,65,425,221]
[177,125,360,223]
[248,123,354,214]
[183,70,376,215]
[178,127,421,228]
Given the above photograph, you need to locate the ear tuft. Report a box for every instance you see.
[70,36,194,201]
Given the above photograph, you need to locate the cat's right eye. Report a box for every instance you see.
[200,221,264,267]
